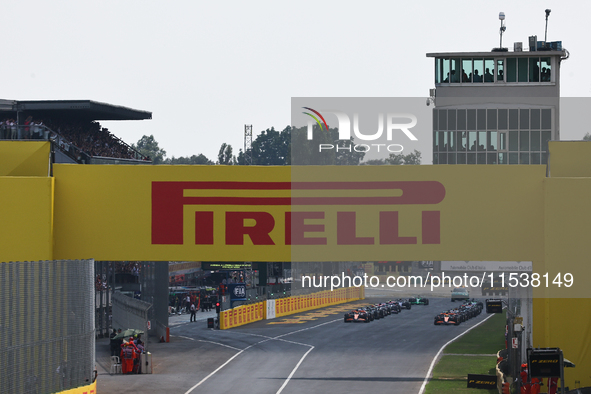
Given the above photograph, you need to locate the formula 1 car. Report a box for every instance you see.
[370,304,387,319]
[434,311,461,325]
[344,309,371,323]
[408,296,430,305]
[375,303,392,316]
[386,301,401,314]
[396,299,412,310]
[361,306,378,321]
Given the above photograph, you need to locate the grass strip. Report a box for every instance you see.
[425,311,506,394]
[444,312,506,355]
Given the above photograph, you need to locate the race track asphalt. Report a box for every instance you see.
[97,291,492,394]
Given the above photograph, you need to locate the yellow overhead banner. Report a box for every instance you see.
[53,164,545,263]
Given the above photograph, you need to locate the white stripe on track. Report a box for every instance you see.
[417,313,496,394]
[183,338,270,394]
[181,319,333,393]
[275,346,315,394]
[181,312,344,393]
[174,335,242,351]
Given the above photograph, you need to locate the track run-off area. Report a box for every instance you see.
[98,289,495,394]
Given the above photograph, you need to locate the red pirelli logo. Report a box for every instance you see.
[151,181,445,246]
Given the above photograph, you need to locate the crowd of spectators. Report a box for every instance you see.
[112,261,141,276]
[45,119,144,160]
[95,274,108,291]
[0,117,48,139]
[0,116,146,161]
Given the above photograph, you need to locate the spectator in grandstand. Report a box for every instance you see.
[23,116,33,139]
[1,119,17,139]
[31,120,46,139]
[10,120,16,139]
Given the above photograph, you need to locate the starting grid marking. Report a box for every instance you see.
[267,303,367,325]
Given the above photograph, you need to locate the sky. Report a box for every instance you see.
[1,0,589,162]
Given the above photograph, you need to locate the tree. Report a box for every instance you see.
[250,127,291,165]
[165,154,213,165]
[583,132,591,141]
[290,126,365,165]
[363,159,388,165]
[132,135,166,164]
[362,149,422,165]
[217,143,235,165]
[396,149,422,165]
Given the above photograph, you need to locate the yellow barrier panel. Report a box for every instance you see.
[220,288,364,329]
[220,301,265,330]
[274,287,364,318]
[56,380,96,394]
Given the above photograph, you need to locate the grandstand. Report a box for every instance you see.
[0,99,152,165]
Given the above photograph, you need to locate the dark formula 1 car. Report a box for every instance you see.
[344,309,371,323]
[386,301,401,314]
[361,306,377,321]
[396,299,412,310]
[408,296,430,305]
[375,303,391,316]
[434,311,461,325]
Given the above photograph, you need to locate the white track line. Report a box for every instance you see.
[417,313,496,394]
[183,338,270,394]
[180,319,335,394]
[275,346,315,394]
[274,318,340,339]
[175,335,242,351]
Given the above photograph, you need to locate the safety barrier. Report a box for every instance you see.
[220,301,265,330]
[273,286,365,318]
[57,381,96,394]
[219,286,364,329]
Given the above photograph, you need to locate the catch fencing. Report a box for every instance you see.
[0,260,95,394]
[112,291,151,348]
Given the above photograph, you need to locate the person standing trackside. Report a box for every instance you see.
[109,329,118,356]
[190,302,196,322]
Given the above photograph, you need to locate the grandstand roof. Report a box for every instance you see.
[1,100,151,121]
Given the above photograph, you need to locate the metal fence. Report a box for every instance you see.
[0,260,95,394]
[138,262,169,341]
[112,292,151,350]
[94,261,169,343]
